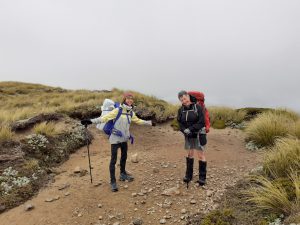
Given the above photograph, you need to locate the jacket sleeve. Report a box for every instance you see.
[131,112,147,125]
[91,108,119,124]
[177,107,185,133]
[189,105,205,132]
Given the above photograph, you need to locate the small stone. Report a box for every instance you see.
[124,185,128,189]
[98,204,103,208]
[132,218,143,225]
[152,167,160,173]
[24,203,34,211]
[45,198,54,202]
[64,192,70,196]
[54,196,60,200]
[78,213,82,217]
[58,183,70,190]
[94,182,102,187]
[74,166,82,173]
[190,199,197,204]
[181,209,187,214]
[132,193,137,197]
[159,218,166,224]
[99,216,103,220]
[162,186,181,196]
[206,190,214,197]
[131,153,139,163]
[113,222,120,225]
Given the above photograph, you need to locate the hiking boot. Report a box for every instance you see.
[111,182,119,192]
[183,157,194,183]
[197,161,207,186]
[119,172,134,182]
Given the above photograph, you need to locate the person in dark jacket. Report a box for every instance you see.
[177,90,207,186]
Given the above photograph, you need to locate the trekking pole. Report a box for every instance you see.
[84,124,93,184]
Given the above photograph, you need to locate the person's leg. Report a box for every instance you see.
[183,149,194,183]
[196,149,207,186]
[110,144,119,191]
[119,142,134,182]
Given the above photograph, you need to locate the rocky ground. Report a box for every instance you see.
[0,123,262,225]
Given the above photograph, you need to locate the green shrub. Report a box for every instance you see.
[212,119,226,129]
[200,209,235,225]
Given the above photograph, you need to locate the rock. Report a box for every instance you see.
[162,186,181,196]
[74,166,82,173]
[54,196,60,200]
[132,193,137,197]
[99,216,103,220]
[206,190,214,197]
[94,182,102,187]
[24,203,34,211]
[113,222,120,225]
[132,218,143,225]
[78,213,82,217]
[0,204,6,213]
[58,183,70,190]
[190,199,196,204]
[159,218,167,224]
[152,167,160,173]
[11,113,63,131]
[45,198,54,202]
[181,209,187,214]
[98,204,103,208]
[124,185,128,189]
[131,153,139,163]
[64,192,70,196]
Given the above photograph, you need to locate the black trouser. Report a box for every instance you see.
[110,142,128,183]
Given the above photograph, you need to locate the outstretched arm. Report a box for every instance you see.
[131,112,152,125]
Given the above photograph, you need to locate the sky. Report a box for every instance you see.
[0,0,299,111]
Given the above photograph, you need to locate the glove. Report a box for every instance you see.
[81,119,92,126]
[144,120,152,126]
[184,128,191,135]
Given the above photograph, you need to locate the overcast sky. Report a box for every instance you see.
[0,0,299,111]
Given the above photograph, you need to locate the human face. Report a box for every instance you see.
[179,94,191,106]
[125,96,134,106]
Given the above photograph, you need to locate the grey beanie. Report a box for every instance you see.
[178,90,188,99]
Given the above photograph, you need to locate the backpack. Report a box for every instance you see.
[188,91,211,132]
[97,99,133,136]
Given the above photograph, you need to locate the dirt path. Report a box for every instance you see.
[0,124,262,225]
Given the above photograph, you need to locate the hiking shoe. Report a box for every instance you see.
[119,172,134,182]
[111,182,118,192]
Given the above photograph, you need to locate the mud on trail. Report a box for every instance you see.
[0,124,262,225]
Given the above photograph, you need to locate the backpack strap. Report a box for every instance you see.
[113,107,123,126]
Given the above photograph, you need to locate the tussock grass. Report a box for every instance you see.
[295,120,300,139]
[263,138,300,178]
[245,111,295,147]
[0,124,14,142]
[33,122,59,137]
[208,106,247,125]
[246,175,298,216]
